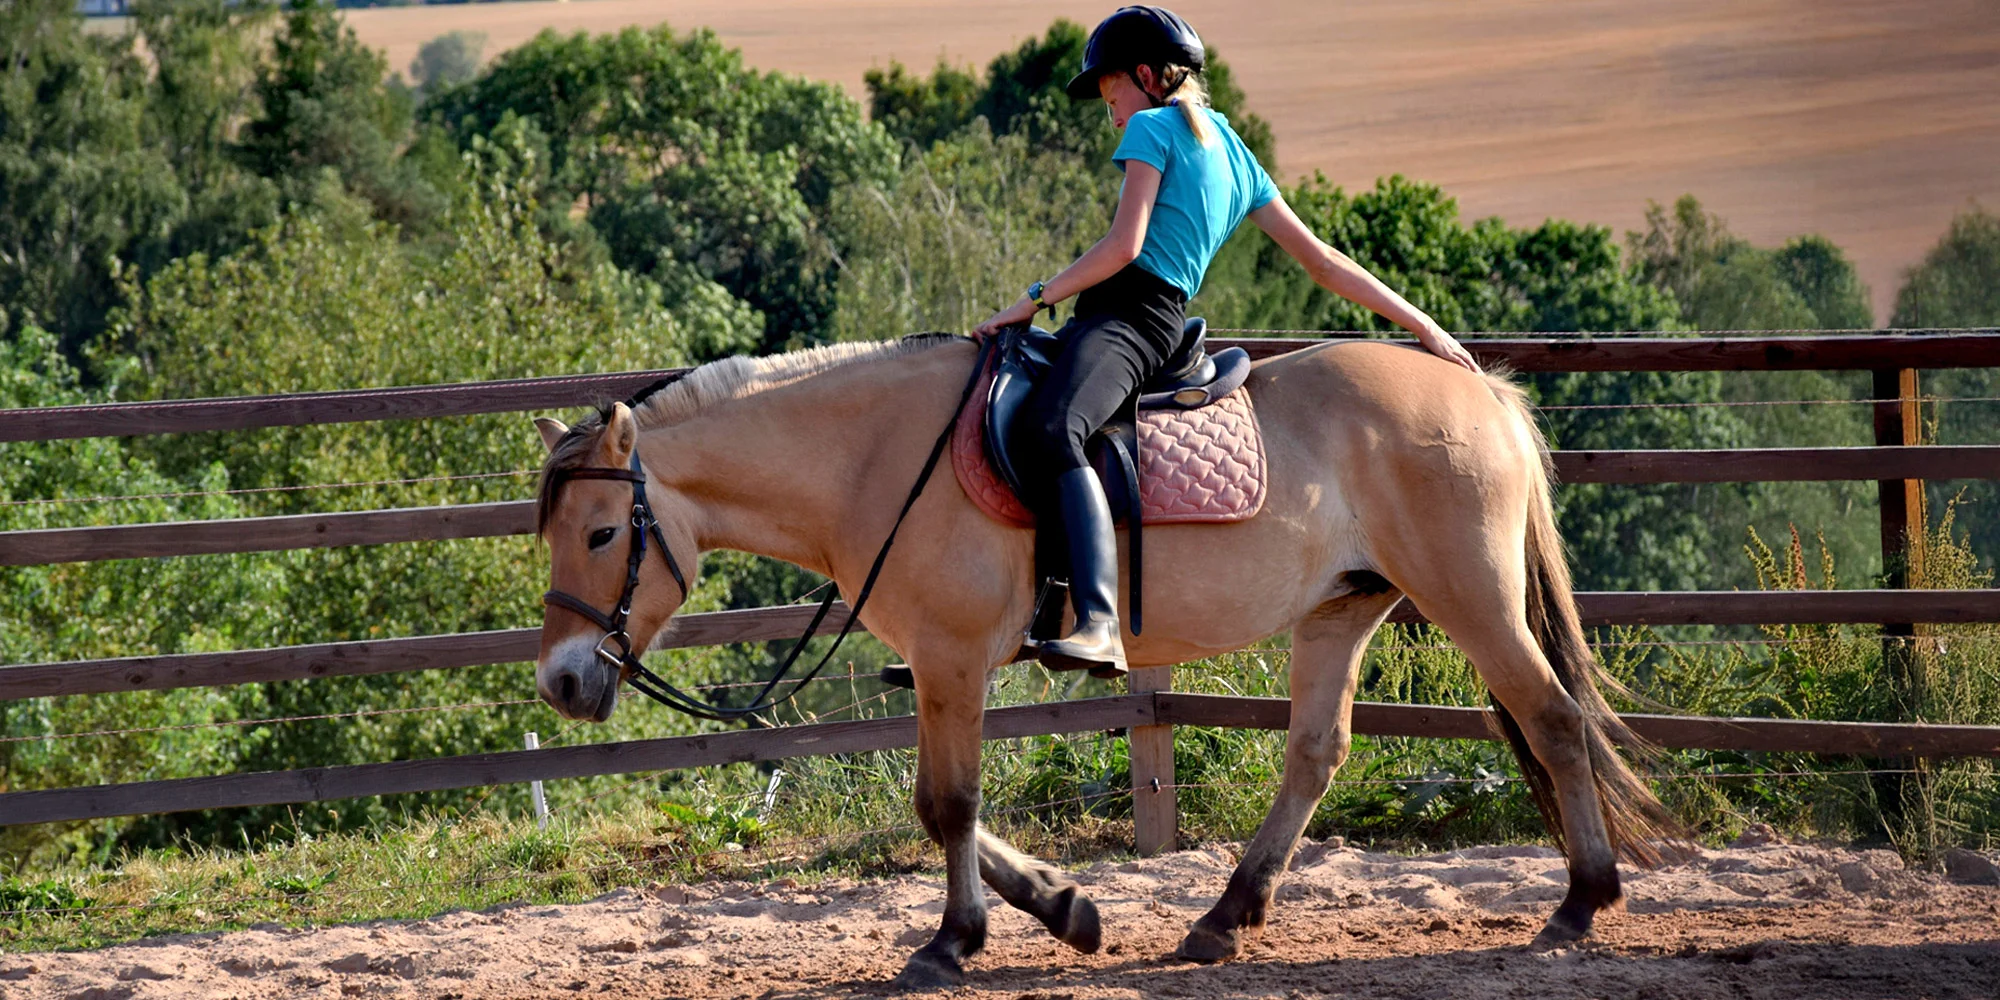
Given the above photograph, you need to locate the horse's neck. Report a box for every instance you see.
[643,342,972,580]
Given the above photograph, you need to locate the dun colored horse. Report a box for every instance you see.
[531,335,1682,989]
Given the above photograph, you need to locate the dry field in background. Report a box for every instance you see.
[335,0,2000,324]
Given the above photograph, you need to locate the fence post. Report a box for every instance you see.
[1127,664,1177,856]
[1873,368,1925,692]
[1872,367,1930,848]
[1873,367,1925,591]
[524,732,549,830]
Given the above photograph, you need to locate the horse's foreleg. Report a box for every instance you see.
[895,671,988,990]
[977,828,1102,953]
[1178,595,1395,963]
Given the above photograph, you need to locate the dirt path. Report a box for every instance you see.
[12,838,2000,999]
[334,0,2000,322]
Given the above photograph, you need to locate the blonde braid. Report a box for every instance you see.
[1159,65,1215,145]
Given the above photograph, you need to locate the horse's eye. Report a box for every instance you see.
[588,527,618,550]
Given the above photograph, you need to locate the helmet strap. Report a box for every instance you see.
[1133,65,1188,110]
[1128,69,1164,109]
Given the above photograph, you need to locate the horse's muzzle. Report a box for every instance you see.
[537,641,620,722]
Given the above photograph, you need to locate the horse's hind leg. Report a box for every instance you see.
[1177,592,1400,963]
[1424,609,1624,947]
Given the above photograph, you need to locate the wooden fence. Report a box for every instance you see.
[4,331,1999,853]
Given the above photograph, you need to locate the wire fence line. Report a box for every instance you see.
[0,470,538,509]
[1538,395,2000,412]
[1165,768,1934,796]
[3,394,1992,509]
[0,700,544,748]
[1205,326,2000,339]
[9,627,1979,746]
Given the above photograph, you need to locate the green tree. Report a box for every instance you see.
[0,324,282,865]
[426,24,896,350]
[1774,234,1874,331]
[864,60,982,152]
[0,0,181,349]
[829,124,1114,340]
[239,0,445,232]
[864,21,1275,169]
[1892,204,2000,329]
[1895,206,2000,571]
[1626,195,1883,583]
[129,0,283,270]
[407,29,485,96]
[971,19,1103,159]
[1202,174,1680,335]
[1627,195,1871,332]
[38,167,759,850]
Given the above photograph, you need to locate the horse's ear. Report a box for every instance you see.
[604,403,638,463]
[533,417,569,453]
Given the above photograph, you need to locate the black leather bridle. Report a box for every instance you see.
[539,333,995,722]
[540,453,690,679]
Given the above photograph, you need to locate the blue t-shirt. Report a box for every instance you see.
[1112,106,1279,298]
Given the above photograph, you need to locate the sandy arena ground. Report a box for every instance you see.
[11,834,2000,999]
[327,0,2000,324]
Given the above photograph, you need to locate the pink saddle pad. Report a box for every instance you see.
[951,354,1267,527]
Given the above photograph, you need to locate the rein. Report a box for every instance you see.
[541,334,996,722]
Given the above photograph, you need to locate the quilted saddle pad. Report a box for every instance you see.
[950,355,1268,528]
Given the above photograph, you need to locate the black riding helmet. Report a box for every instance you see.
[1064,6,1205,101]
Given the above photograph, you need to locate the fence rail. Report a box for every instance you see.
[5,332,1997,444]
[6,691,1996,828]
[9,590,1999,701]
[11,446,2000,567]
[5,331,1998,851]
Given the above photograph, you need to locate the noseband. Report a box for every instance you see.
[540,452,691,681]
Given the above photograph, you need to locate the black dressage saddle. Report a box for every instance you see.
[881,320,1250,690]
[988,318,1250,641]
[984,317,1251,515]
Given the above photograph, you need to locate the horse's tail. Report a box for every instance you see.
[1487,375,1688,867]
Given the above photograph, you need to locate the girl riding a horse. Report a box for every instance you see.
[974,5,1481,677]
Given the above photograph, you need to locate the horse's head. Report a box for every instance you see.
[531,402,694,722]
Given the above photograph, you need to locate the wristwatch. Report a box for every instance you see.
[1027,280,1052,315]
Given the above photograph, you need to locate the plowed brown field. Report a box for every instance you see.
[337,0,2000,323]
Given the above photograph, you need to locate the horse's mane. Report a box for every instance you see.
[536,333,964,535]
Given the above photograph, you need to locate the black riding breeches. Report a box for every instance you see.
[1009,263,1188,511]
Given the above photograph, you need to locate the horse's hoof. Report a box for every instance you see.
[1045,887,1102,954]
[890,950,964,992]
[1175,920,1242,963]
[1528,911,1591,952]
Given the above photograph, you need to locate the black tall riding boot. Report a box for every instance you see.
[1038,467,1128,679]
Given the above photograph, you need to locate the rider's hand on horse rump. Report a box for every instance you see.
[974,295,1039,340]
[1416,323,1482,374]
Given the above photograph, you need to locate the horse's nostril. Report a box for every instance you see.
[558,672,579,704]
